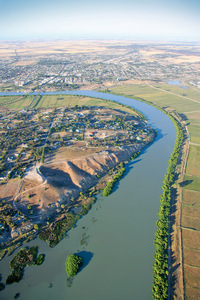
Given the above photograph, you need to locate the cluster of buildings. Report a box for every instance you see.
[0,45,199,91]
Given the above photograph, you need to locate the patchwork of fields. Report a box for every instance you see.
[0,94,138,113]
[110,83,200,299]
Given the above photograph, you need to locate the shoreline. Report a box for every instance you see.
[103,89,185,299]
[2,132,155,257]
[0,97,156,260]
[0,90,178,300]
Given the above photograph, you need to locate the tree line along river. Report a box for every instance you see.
[0,91,176,300]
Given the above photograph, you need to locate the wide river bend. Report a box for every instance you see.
[0,91,176,300]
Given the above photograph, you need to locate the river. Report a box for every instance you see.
[0,91,176,300]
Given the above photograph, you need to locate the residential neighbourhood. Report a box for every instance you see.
[0,105,150,184]
[0,101,154,254]
[0,41,199,92]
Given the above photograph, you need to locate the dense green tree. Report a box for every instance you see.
[65,254,83,277]
[102,165,126,197]
[152,114,183,300]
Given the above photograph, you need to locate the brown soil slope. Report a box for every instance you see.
[15,136,154,220]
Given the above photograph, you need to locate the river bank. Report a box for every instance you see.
[0,91,176,300]
[0,99,155,259]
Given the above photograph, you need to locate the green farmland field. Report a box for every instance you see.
[186,145,200,177]
[0,93,138,117]
[0,95,34,109]
[188,125,200,144]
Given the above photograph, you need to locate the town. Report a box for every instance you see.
[0,41,199,92]
[0,104,150,182]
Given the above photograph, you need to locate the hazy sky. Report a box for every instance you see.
[0,0,199,41]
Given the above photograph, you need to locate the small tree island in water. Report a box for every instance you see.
[65,254,83,277]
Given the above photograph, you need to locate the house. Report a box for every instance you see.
[20,222,33,233]
[7,156,14,162]
[11,228,19,239]
[22,143,28,148]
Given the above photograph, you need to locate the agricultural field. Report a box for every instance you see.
[186,145,200,177]
[183,175,200,192]
[111,84,200,113]
[0,95,34,109]
[187,125,200,144]
[110,82,200,299]
[0,93,140,115]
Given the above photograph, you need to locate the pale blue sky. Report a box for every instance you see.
[0,0,199,41]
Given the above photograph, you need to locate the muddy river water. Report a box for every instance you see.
[0,91,176,300]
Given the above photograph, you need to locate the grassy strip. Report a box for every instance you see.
[183,175,200,192]
[96,93,146,120]
[32,95,42,108]
[0,96,24,107]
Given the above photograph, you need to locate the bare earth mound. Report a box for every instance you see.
[15,137,154,220]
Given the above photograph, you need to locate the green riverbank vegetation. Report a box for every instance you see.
[112,88,184,299]
[0,91,154,262]
[38,151,144,247]
[79,196,96,216]
[103,88,185,298]
[65,254,83,277]
[39,212,80,247]
[35,254,45,265]
[6,246,45,285]
[102,152,141,197]
[102,162,126,197]
[152,116,183,299]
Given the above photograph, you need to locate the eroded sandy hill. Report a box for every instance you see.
[15,134,154,219]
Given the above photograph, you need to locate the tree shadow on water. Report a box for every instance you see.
[66,251,94,288]
[109,158,142,194]
[76,251,94,272]
[153,127,168,143]
[125,158,142,174]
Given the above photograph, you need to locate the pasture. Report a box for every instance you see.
[186,145,200,176]
[0,95,34,109]
[0,93,138,117]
